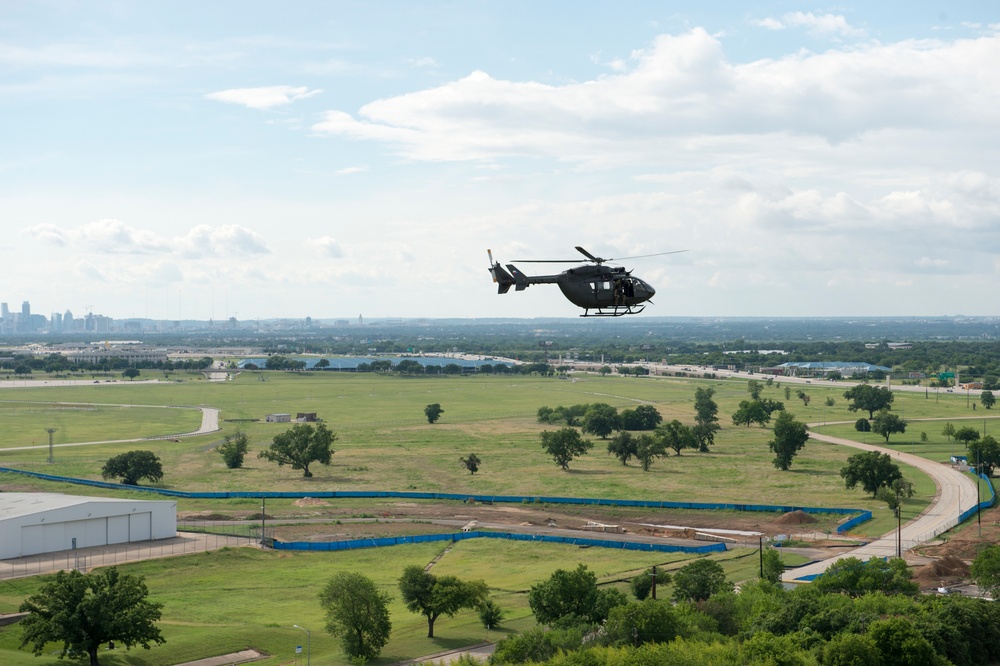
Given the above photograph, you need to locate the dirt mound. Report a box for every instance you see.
[293,497,329,507]
[913,555,970,586]
[773,510,818,526]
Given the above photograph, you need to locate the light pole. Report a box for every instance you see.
[293,624,310,666]
[46,428,57,463]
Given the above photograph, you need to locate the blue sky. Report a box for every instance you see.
[3,2,999,321]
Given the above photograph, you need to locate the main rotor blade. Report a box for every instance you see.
[511,259,584,263]
[613,250,689,261]
[575,246,604,262]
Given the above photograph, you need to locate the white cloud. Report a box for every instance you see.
[767,12,866,37]
[404,56,437,68]
[205,85,321,110]
[312,29,1000,163]
[313,236,344,258]
[21,220,269,257]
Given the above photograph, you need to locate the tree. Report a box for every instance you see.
[629,568,670,601]
[876,478,915,513]
[656,420,696,456]
[581,403,620,439]
[19,568,164,666]
[761,549,784,584]
[841,451,902,497]
[620,405,662,431]
[101,450,163,486]
[983,391,996,410]
[319,572,392,662]
[398,565,487,638]
[747,380,763,400]
[598,365,612,376]
[843,384,894,418]
[814,557,918,597]
[731,400,770,427]
[768,411,809,471]
[871,412,907,442]
[635,433,667,471]
[528,564,625,627]
[971,545,1000,599]
[942,422,956,441]
[460,453,481,474]
[607,431,637,466]
[314,358,330,369]
[671,559,732,602]
[855,418,871,432]
[954,426,981,448]
[478,599,504,629]
[967,435,1000,477]
[122,367,140,380]
[216,430,249,468]
[603,599,679,647]
[540,427,593,470]
[257,423,336,477]
[693,387,721,452]
[424,403,444,423]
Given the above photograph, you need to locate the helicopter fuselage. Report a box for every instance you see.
[490,259,656,316]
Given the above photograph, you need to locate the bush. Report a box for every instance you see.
[217,430,249,468]
[854,418,871,433]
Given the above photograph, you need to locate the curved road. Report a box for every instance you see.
[0,404,220,454]
[783,423,980,582]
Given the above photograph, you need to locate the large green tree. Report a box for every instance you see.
[619,405,662,431]
[871,412,907,442]
[424,403,444,423]
[257,423,336,477]
[528,564,626,627]
[843,384,895,419]
[841,451,902,497]
[398,565,487,638]
[607,431,637,466]
[100,450,163,486]
[967,435,1000,477]
[581,403,620,439]
[19,568,165,666]
[814,557,918,597]
[768,411,809,471]
[731,400,770,427]
[656,420,696,456]
[670,559,732,602]
[971,545,1000,600]
[540,428,593,470]
[692,387,721,452]
[982,390,996,410]
[319,572,392,661]
[635,433,668,471]
[603,599,679,647]
[954,426,981,448]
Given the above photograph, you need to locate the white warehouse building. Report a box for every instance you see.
[0,493,176,560]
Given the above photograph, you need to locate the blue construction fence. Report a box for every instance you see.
[0,466,870,533]
[272,530,727,555]
[958,471,996,524]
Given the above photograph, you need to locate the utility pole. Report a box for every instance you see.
[46,428,57,463]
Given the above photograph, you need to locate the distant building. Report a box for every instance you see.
[296,412,318,422]
[775,362,891,377]
[266,413,291,423]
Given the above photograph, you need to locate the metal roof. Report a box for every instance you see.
[777,361,891,372]
[0,493,166,521]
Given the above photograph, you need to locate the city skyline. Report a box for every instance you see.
[4,2,1000,320]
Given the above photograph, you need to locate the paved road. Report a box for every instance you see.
[0,404,221,453]
[782,424,980,582]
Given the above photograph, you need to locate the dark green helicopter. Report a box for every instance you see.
[488,246,686,317]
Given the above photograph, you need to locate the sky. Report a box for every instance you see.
[3,1,1000,322]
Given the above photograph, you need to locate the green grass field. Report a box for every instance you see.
[0,371,991,664]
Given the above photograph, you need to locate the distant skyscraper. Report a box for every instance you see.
[21,301,30,318]
[358,314,364,326]
[1,303,9,320]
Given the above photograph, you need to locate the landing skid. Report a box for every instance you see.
[581,305,645,317]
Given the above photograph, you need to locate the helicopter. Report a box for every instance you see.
[487,246,686,317]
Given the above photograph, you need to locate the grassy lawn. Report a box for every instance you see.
[0,540,746,666]
[0,373,934,515]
